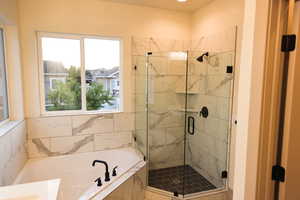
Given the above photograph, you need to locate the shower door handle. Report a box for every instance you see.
[187,116,195,135]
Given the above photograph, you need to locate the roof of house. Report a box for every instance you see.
[89,67,119,78]
[43,60,119,79]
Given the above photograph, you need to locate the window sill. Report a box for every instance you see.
[0,120,24,138]
[41,110,123,117]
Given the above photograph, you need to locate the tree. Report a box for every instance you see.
[86,82,114,110]
[66,66,81,106]
[47,67,114,111]
[48,81,76,110]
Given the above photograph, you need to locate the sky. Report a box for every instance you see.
[42,37,120,70]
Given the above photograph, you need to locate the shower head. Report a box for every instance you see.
[196,52,209,62]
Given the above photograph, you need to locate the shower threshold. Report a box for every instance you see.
[148,165,216,195]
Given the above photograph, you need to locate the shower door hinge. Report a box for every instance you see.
[226,66,233,73]
[221,171,228,179]
[281,34,296,52]
[272,165,285,182]
[173,191,179,197]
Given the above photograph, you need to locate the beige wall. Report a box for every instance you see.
[192,0,244,38]
[18,0,192,118]
[0,0,18,25]
[191,0,244,190]
[233,0,270,199]
[4,25,25,121]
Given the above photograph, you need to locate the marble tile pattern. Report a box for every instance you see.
[132,34,235,188]
[26,113,135,158]
[186,51,234,187]
[133,51,187,170]
[0,121,27,186]
[132,27,236,56]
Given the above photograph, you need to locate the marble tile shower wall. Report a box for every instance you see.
[0,121,27,186]
[186,51,234,187]
[132,28,236,55]
[132,38,190,170]
[147,57,187,169]
[26,113,134,158]
[133,49,188,170]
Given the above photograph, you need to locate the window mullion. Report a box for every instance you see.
[80,38,87,112]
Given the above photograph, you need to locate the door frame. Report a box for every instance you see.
[255,0,289,199]
[233,0,298,199]
[255,0,298,199]
[277,1,300,200]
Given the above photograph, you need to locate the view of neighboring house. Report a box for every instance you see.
[87,67,120,96]
[86,67,120,110]
[44,60,120,108]
[43,60,68,105]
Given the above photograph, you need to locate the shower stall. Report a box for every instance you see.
[133,30,236,198]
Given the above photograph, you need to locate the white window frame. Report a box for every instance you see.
[37,32,124,116]
[0,25,10,126]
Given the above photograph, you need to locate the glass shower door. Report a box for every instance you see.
[133,55,148,157]
[146,52,187,197]
[184,50,235,196]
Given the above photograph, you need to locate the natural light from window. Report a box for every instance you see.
[40,34,121,113]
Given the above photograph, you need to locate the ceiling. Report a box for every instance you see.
[99,0,213,12]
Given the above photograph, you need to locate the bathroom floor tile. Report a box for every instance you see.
[149,165,216,195]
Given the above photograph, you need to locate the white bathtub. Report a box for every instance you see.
[14,147,145,200]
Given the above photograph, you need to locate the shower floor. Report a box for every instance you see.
[148,165,216,195]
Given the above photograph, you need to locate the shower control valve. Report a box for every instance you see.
[199,106,209,118]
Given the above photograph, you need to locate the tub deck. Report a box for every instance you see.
[14,148,145,200]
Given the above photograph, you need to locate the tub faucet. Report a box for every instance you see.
[92,160,110,182]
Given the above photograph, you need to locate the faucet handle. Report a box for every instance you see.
[95,177,102,187]
[112,166,118,176]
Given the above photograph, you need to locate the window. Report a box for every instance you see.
[0,28,9,122]
[39,33,122,114]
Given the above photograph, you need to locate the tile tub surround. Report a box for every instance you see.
[0,121,27,186]
[14,147,145,200]
[26,113,135,158]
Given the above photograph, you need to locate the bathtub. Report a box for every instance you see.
[14,147,145,200]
